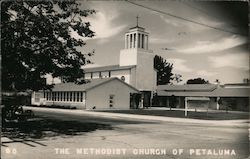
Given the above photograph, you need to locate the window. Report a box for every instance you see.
[109,95,115,108]
[66,92,68,101]
[63,92,66,101]
[54,92,57,101]
[61,92,63,101]
[34,92,40,103]
[57,92,60,101]
[52,92,55,101]
[49,92,51,101]
[72,92,75,102]
[70,92,72,101]
[76,92,79,102]
[53,92,56,101]
[80,92,83,102]
[45,92,48,100]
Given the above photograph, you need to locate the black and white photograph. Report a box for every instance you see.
[1,0,249,159]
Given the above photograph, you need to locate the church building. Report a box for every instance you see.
[84,24,157,106]
[31,22,157,109]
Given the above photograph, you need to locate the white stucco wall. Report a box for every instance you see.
[119,49,137,66]
[119,47,156,91]
[31,91,46,105]
[129,67,137,88]
[111,70,131,84]
[86,79,138,110]
[135,51,156,91]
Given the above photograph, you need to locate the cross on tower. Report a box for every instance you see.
[136,15,139,27]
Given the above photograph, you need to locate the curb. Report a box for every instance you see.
[23,106,249,126]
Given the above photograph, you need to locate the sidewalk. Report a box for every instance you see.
[23,106,249,126]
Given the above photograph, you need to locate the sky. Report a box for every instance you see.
[74,0,249,84]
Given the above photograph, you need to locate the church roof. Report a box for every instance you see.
[47,78,140,92]
[129,26,145,30]
[157,84,249,97]
[84,65,136,73]
[157,84,218,92]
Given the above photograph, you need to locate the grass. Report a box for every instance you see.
[98,109,249,120]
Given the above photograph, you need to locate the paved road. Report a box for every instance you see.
[1,107,249,159]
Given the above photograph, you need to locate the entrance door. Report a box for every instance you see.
[130,93,140,109]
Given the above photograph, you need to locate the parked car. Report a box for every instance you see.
[2,93,34,123]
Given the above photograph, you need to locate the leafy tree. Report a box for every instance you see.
[2,0,95,91]
[154,55,174,85]
[172,74,183,84]
[186,78,209,84]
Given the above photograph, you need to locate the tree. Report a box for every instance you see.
[154,55,174,85]
[2,0,95,91]
[186,78,209,84]
[172,74,183,84]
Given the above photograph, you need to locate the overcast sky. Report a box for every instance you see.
[75,1,249,84]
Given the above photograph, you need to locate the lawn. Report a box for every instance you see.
[97,109,249,120]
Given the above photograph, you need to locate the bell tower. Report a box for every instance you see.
[119,17,152,66]
[119,17,156,92]
[124,16,149,50]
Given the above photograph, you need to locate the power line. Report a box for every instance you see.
[125,0,247,37]
[181,2,239,28]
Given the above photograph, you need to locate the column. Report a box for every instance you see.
[142,34,144,49]
[145,35,148,50]
[125,34,127,49]
[216,97,220,110]
[127,34,130,48]
[127,35,129,49]
[135,33,138,48]
[60,92,63,101]
[184,97,188,117]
